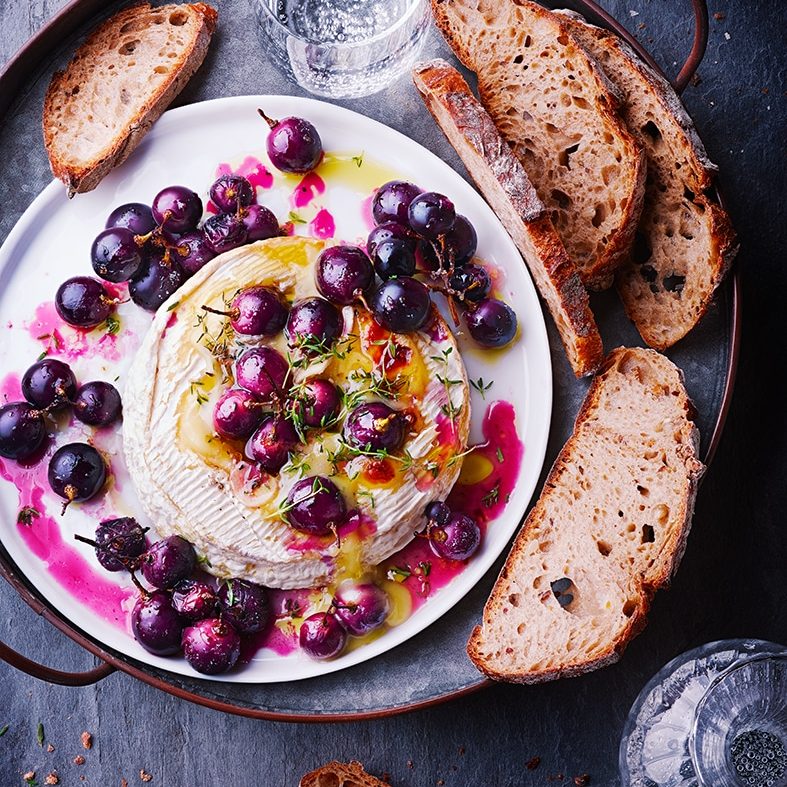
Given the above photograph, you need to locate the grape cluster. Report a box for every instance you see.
[81,523,269,675]
[0,357,120,509]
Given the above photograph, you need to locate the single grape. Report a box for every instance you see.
[260,110,323,174]
[55,276,114,328]
[315,245,374,305]
[173,231,216,276]
[370,277,431,334]
[93,517,147,572]
[466,298,518,348]
[128,251,186,312]
[366,221,415,258]
[228,286,288,336]
[424,501,451,527]
[182,617,241,674]
[333,581,390,636]
[299,612,347,660]
[283,476,346,536]
[131,591,183,656]
[241,204,280,241]
[91,227,144,283]
[234,346,289,400]
[448,263,491,303]
[140,535,197,589]
[442,215,478,267]
[209,174,255,213]
[212,388,263,441]
[21,358,77,410]
[151,185,203,233]
[370,239,416,280]
[407,192,456,240]
[429,512,481,561]
[48,443,107,507]
[202,212,249,254]
[172,578,218,620]
[287,378,341,429]
[372,180,422,225]
[73,381,122,427]
[245,415,298,474]
[344,402,407,453]
[0,402,46,461]
[217,578,270,634]
[105,203,156,235]
[285,297,342,354]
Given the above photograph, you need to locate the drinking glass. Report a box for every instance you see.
[620,639,787,787]
[254,0,431,98]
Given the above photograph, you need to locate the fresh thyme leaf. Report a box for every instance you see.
[351,151,364,168]
[0,724,8,737]
[17,506,40,526]
[225,580,235,607]
[482,483,500,508]
[36,350,47,361]
[196,554,212,568]
[356,489,376,510]
[470,377,494,399]
[166,300,180,312]
[386,565,411,582]
[496,446,504,463]
[36,722,44,747]
[288,210,307,224]
[104,314,121,336]
[417,561,431,577]
[446,445,476,469]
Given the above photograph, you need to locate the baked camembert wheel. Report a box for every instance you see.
[124,237,471,589]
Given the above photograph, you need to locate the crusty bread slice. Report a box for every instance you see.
[558,12,739,349]
[467,347,704,683]
[300,761,391,787]
[43,3,217,196]
[413,59,603,377]
[431,0,646,290]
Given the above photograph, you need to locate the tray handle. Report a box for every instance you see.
[577,0,709,95]
[0,637,114,686]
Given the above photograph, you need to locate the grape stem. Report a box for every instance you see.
[257,108,279,130]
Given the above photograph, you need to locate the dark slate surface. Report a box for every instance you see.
[1,0,785,784]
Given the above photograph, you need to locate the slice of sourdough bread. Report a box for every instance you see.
[43,3,217,196]
[467,347,704,683]
[413,59,603,377]
[300,761,391,787]
[431,0,646,290]
[558,12,738,349]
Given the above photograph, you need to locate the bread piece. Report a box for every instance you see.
[300,761,391,787]
[431,0,646,289]
[43,3,217,196]
[556,12,738,349]
[467,347,704,683]
[413,59,603,377]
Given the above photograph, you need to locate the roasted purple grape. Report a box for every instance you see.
[55,277,114,329]
[132,591,183,656]
[105,202,156,235]
[151,185,203,233]
[285,297,342,354]
[241,204,280,241]
[315,245,374,305]
[466,298,517,348]
[91,227,144,283]
[407,192,456,240]
[93,517,147,572]
[73,381,122,427]
[234,346,289,400]
[217,578,270,634]
[299,612,347,660]
[172,578,218,620]
[283,476,346,536]
[173,231,216,276]
[449,263,491,303]
[245,416,298,474]
[128,251,186,312]
[182,617,241,674]
[333,581,390,636]
[260,110,323,174]
[370,277,431,334]
[0,402,46,461]
[140,535,196,589]
[48,443,107,507]
[21,358,76,411]
[372,180,422,226]
[228,286,288,336]
[344,401,407,453]
[213,389,263,441]
[209,174,254,213]
[287,379,341,430]
[202,213,249,254]
[429,512,481,561]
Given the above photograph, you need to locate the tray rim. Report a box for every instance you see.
[0,0,742,722]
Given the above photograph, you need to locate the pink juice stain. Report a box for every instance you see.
[0,458,134,629]
[26,300,125,363]
[238,588,313,661]
[386,400,524,612]
[1,373,22,402]
[309,208,335,240]
[210,158,275,213]
[290,172,325,209]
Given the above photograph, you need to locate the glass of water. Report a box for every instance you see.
[255,0,431,98]
[620,639,787,787]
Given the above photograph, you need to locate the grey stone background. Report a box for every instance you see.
[1,0,785,785]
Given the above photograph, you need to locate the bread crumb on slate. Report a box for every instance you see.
[121,779,128,787]
[81,731,93,749]
[73,756,86,766]
[526,756,541,770]
[47,744,55,753]
[140,770,153,783]
[23,772,35,782]
[407,760,414,769]
[44,773,59,785]
[713,11,726,20]
[574,775,591,786]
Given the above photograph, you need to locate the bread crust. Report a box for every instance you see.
[413,59,603,377]
[467,347,704,684]
[43,3,217,196]
[557,11,738,348]
[431,0,646,290]
[300,761,391,787]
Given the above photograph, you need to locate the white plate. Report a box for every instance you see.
[0,95,552,682]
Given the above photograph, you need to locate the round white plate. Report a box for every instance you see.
[0,95,552,682]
